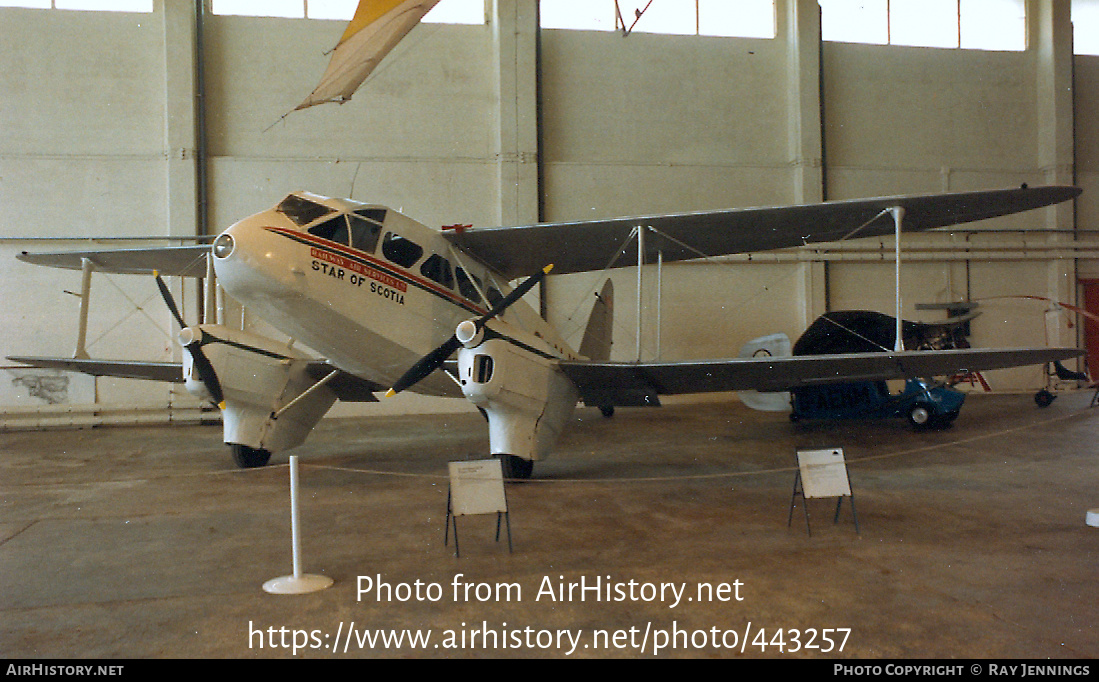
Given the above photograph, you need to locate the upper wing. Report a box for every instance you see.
[446,186,1081,279]
[559,347,1083,407]
[15,245,211,277]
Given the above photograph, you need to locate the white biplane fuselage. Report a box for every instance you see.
[209,192,585,472]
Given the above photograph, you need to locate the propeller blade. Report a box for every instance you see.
[385,336,461,398]
[482,263,553,324]
[154,270,187,328]
[385,264,554,397]
[185,340,226,409]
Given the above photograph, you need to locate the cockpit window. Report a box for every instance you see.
[381,232,423,268]
[348,214,382,253]
[354,208,387,224]
[308,215,351,245]
[421,254,454,289]
[277,194,335,226]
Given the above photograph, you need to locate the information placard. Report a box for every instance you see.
[796,448,852,499]
[448,459,508,516]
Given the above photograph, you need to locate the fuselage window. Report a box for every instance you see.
[420,254,455,289]
[308,215,351,245]
[456,267,483,304]
[381,232,424,268]
[348,215,382,253]
[277,194,335,226]
[486,286,504,309]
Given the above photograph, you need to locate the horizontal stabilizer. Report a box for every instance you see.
[560,347,1082,407]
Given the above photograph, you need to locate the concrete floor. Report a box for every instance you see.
[1,390,1097,659]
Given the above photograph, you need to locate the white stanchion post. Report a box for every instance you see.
[263,456,333,594]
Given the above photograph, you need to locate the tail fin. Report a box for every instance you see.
[737,333,792,412]
[579,279,614,361]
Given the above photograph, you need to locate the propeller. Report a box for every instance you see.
[386,264,554,397]
[154,270,226,409]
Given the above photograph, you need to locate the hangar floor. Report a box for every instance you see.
[1,390,1097,659]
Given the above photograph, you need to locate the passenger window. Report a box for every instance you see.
[420,254,454,289]
[456,268,483,303]
[348,215,381,253]
[486,286,504,309]
[308,215,351,245]
[381,232,423,268]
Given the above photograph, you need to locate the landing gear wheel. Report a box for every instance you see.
[1034,389,1056,408]
[231,444,272,468]
[599,405,615,418]
[907,403,934,431]
[496,454,533,480]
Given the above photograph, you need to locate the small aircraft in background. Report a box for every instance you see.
[8,185,1084,477]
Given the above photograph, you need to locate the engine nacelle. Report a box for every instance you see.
[456,336,578,463]
[181,324,336,454]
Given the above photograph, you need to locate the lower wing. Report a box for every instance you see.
[559,347,1082,407]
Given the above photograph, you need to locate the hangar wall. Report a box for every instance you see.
[1,0,1097,426]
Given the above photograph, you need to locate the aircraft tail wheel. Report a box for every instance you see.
[231,444,272,468]
[907,403,934,430]
[1034,389,1056,408]
[495,454,533,480]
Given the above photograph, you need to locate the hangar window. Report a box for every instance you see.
[539,0,776,39]
[1077,0,1099,55]
[819,0,1026,51]
[211,0,485,24]
[381,232,423,268]
[420,254,455,289]
[0,0,151,10]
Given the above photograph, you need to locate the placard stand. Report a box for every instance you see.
[444,459,512,558]
[788,448,859,536]
[263,456,333,594]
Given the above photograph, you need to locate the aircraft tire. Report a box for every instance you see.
[496,454,533,480]
[907,403,934,431]
[231,444,272,468]
[1034,389,1056,408]
[599,405,615,418]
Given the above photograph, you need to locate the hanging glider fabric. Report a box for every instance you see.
[296,0,442,110]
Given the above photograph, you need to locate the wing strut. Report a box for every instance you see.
[891,206,905,352]
[75,258,95,360]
